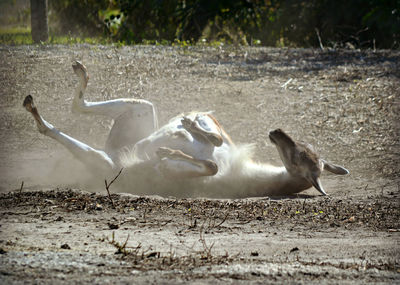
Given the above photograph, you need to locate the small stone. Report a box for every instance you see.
[60,243,71,249]
[55,216,63,222]
[348,216,356,223]
[108,223,119,230]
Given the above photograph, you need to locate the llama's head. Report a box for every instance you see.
[269,129,349,195]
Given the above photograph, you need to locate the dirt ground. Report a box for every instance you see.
[0,45,399,284]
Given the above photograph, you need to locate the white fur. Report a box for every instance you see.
[115,138,307,198]
[24,62,348,198]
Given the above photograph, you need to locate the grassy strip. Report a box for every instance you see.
[0,27,239,47]
[0,27,110,45]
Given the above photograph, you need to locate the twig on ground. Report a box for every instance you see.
[206,212,229,229]
[315,28,324,50]
[281,78,293,89]
[199,226,215,260]
[214,212,229,228]
[108,232,133,255]
[105,168,123,208]
[19,181,24,193]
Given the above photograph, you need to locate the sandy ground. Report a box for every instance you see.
[0,45,399,284]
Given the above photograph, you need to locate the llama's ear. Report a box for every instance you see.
[322,160,349,175]
[307,174,327,196]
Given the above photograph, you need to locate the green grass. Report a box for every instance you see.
[0,27,110,45]
[47,35,110,45]
[0,26,33,44]
[0,26,260,47]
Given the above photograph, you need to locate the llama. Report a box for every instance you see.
[23,61,349,198]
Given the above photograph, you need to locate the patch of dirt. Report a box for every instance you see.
[0,189,399,283]
[0,45,399,283]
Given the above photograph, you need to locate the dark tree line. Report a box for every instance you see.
[31,0,48,43]
[34,0,399,48]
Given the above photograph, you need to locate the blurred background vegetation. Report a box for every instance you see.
[0,0,399,48]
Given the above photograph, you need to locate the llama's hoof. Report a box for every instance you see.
[72,61,85,72]
[72,61,89,82]
[181,117,194,130]
[181,117,223,147]
[23,95,34,112]
[23,94,50,134]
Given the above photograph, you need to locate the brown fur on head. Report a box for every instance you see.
[269,129,321,175]
[269,129,349,195]
[269,129,325,195]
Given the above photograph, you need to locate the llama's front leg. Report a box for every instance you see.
[23,95,115,173]
[181,115,223,147]
[155,147,218,178]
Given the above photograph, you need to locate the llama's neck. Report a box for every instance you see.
[212,159,312,198]
[242,161,312,196]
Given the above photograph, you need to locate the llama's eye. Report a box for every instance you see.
[299,151,307,159]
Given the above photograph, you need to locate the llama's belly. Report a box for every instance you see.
[210,143,232,174]
[132,116,215,162]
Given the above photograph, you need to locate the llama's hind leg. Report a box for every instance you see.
[71,61,158,155]
[156,147,218,179]
[23,95,115,173]
[71,61,157,123]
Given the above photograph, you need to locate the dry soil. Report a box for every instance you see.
[0,45,399,284]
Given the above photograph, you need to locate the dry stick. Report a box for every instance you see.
[105,168,123,208]
[315,28,324,50]
[212,212,229,229]
[281,78,293,89]
[216,212,229,228]
[199,227,214,260]
[19,181,24,193]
